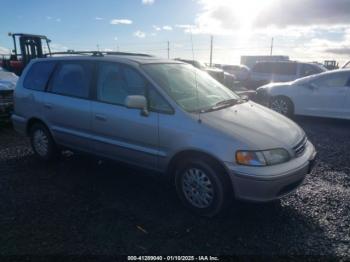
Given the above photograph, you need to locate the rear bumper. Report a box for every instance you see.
[225,141,317,202]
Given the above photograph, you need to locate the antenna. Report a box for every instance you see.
[270,37,274,56]
[167,41,170,59]
[189,27,201,123]
[210,35,213,67]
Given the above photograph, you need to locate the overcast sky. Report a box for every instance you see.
[0,0,349,65]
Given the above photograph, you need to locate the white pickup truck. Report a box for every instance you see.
[0,67,18,120]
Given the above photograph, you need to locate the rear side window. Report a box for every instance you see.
[24,61,56,91]
[50,62,93,99]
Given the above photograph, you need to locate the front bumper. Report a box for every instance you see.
[225,141,317,202]
[0,102,13,119]
[255,88,270,106]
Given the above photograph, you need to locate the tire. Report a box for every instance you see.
[174,157,232,217]
[269,96,294,117]
[29,123,58,161]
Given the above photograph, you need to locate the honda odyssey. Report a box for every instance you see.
[12,54,317,216]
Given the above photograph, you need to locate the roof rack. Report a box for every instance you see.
[45,50,153,57]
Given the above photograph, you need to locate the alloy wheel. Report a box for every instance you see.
[182,168,214,208]
[271,98,289,115]
[33,129,49,157]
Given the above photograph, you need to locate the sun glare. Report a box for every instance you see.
[233,0,275,39]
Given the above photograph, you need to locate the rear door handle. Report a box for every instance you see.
[95,114,107,121]
[44,103,52,109]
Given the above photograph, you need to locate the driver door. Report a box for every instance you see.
[90,62,159,169]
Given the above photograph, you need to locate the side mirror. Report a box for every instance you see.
[239,94,249,101]
[125,95,149,116]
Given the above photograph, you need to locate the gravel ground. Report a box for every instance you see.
[0,117,349,257]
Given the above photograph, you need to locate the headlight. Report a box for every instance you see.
[236,148,290,166]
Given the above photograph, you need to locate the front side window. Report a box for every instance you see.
[312,73,350,88]
[300,64,324,77]
[148,88,173,113]
[24,61,56,91]
[97,63,146,105]
[50,62,93,98]
[142,63,240,112]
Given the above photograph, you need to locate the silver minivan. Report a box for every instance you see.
[12,54,317,216]
[248,61,326,89]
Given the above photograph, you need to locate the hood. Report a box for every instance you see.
[200,101,304,150]
[0,81,16,91]
[259,81,293,90]
[0,69,18,91]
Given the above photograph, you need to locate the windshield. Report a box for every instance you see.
[142,63,240,112]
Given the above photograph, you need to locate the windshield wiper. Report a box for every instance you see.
[214,98,240,107]
[199,98,240,113]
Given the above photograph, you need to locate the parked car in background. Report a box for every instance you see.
[174,58,235,88]
[241,55,289,69]
[221,64,250,82]
[174,59,255,99]
[12,54,316,216]
[247,61,327,89]
[256,69,350,120]
[0,67,18,120]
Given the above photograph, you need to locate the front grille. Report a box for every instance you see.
[0,90,13,104]
[293,136,307,157]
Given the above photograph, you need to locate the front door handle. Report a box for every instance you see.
[95,114,107,121]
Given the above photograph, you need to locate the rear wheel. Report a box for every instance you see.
[30,123,58,161]
[270,96,294,117]
[175,157,232,217]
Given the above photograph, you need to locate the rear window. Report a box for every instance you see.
[50,62,93,99]
[24,61,56,91]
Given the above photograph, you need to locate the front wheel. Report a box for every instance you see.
[269,96,294,117]
[175,158,232,217]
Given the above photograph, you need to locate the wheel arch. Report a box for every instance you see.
[26,117,49,135]
[166,149,233,189]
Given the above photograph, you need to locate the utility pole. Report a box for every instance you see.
[97,44,100,52]
[167,41,170,59]
[270,37,274,56]
[210,35,213,67]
